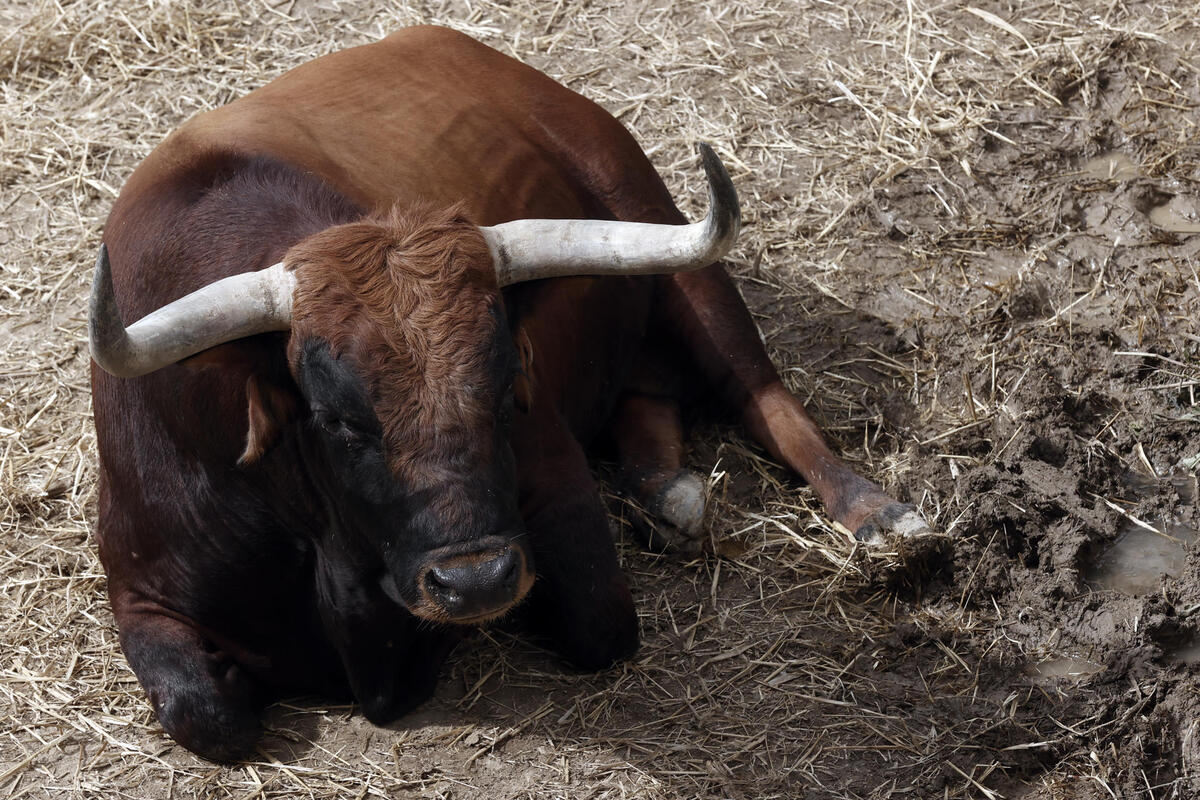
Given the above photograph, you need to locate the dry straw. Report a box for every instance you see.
[3,1,1198,798]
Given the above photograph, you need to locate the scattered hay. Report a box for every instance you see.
[2,1,1199,798]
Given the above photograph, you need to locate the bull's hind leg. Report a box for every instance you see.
[114,603,261,762]
[657,265,931,544]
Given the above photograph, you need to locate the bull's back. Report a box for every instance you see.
[125,27,618,226]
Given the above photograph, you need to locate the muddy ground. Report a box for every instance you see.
[1,1,1198,798]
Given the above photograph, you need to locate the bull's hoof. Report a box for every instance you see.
[851,501,951,589]
[852,501,932,547]
[539,577,640,671]
[358,684,435,727]
[561,607,640,671]
[150,684,261,763]
[633,469,708,553]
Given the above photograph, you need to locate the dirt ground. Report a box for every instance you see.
[2,1,1199,798]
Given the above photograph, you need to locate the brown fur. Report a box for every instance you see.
[286,204,501,482]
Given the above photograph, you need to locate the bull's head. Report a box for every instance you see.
[89,144,739,625]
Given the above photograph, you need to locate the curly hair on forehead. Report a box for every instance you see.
[285,203,504,479]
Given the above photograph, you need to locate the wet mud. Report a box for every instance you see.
[810,39,1200,797]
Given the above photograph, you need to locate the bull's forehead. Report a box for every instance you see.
[359,290,511,455]
[285,203,498,316]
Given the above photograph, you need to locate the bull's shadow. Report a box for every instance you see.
[252,539,1061,798]
[243,295,1058,797]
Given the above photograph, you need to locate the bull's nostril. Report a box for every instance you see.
[425,568,464,609]
[501,551,519,589]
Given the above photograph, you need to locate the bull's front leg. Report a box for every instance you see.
[512,406,639,670]
[113,594,262,762]
[314,551,460,724]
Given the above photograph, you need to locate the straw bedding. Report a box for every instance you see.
[2,1,1199,797]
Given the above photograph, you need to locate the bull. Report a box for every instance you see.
[90,26,930,762]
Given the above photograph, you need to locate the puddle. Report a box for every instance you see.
[1028,655,1104,682]
[1171,475,1197,504]
[1083,152,1139,181]
[1168,639,1200,666]
[1087,522,1197,595]
[1148,201,1200,235]
[1122,470,1198,505]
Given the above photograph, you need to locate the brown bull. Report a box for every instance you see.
[90,25,929,762]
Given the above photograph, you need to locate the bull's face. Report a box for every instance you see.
[282,206,535,625]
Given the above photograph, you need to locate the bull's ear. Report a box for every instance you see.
[513,327,536,414]
[239,374,299,465]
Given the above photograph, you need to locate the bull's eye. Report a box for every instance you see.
[496,374,516,427]
[315,413,361,442]
[498,392,515,427]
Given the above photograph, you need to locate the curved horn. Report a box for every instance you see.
[481,142,740,287]
[89,245,296,378]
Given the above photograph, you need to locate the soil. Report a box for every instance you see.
[1,1,1198,799]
